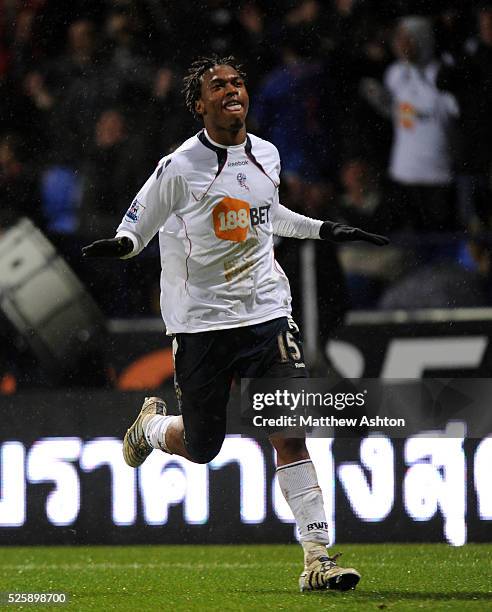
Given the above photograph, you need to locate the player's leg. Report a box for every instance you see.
[143,404,191,459]
[269,434,330,560]
[238,317,360,591]
[123,330,233,466]
[157,415,189,458]
[270,434,360,591]
[143,388,230,463]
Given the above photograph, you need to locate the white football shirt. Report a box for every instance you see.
[116,130,322,334]
[385,61,459,185]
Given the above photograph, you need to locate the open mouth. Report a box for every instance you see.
[223,100,243,112]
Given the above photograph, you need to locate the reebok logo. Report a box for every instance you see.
[307,521,329,532]
[228,160,248,167]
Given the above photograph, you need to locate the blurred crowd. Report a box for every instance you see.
[2,0,492,319]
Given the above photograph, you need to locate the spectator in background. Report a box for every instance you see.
[235,1,270,89]
[177,0,246,65]
[253,35,336,184]
[79,108,150,238]
[40,18,107,161]
[52,17,98,82]
[283,0,322,45]
[0,68,52,168]
[101,8,154,115]
[340,14,393,169]
[315,0,394,168]
[29,1,107,60]
[434,1,469,59]
[0,133,42,232]
[0,4,56,165]
[8,4,39,78]
[332,157,408,307]
[362,16,460,230]
[324,0,362,53]
[145,66,195,159]
[437,1,492,229]
[387,16,460,230]
[21,70,56,162]
[334,158,396,234]
[77,107,156,316]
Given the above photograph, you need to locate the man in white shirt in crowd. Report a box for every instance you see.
[82,55,388,593]
[385,16,460,230]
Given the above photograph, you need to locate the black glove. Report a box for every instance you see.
[81,236,133,258]
[320,221,389,246]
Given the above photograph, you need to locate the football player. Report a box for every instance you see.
[83,55,388,592]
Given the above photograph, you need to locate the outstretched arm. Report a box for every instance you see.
[82,236,134,258]
[273,203,389,246]
[81,155,188,259]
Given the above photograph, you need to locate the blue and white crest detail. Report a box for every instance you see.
[125,198,145,223]
[237,172,249,190]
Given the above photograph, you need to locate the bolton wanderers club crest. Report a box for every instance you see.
[237,172,249,190]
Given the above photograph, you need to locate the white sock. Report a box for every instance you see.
[143,415,180,453]
[276,459,330,565]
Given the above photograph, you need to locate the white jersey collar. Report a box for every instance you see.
[204,129,246,150]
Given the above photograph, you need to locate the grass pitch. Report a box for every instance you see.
[0,544,491,611]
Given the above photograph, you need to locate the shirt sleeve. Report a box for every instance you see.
[272,201,323,240]
[115,156,189,258]
[269,146,322,240]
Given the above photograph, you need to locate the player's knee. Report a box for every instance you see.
[185,435,224,464]
[187,445,222,464]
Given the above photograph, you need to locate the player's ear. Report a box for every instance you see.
[195,99,205,117]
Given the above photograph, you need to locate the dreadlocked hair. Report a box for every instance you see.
[183,55,246,119]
